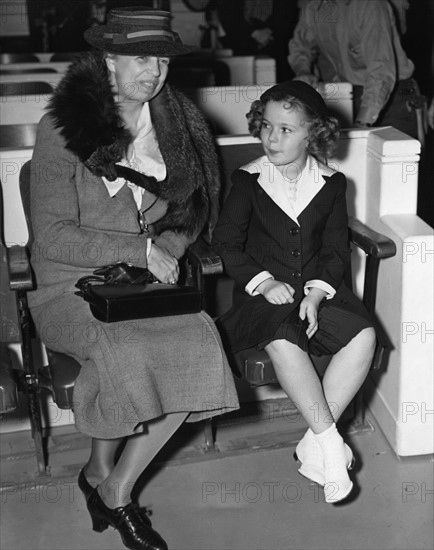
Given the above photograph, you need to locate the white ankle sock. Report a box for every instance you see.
[314,423,338,440]
[314,423,353,503]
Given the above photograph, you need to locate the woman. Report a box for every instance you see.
[28,8,239,550]
[212,81,376,504]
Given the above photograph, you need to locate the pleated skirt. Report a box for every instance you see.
[217,282,374,356]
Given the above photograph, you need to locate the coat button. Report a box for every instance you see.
[291,249,301,257]
[290,228,299,235]
[341,299,348,304]
[292,271,301,278]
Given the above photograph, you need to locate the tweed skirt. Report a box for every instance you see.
[31,293,239,438]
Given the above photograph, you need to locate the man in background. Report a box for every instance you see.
[288,0,421,138]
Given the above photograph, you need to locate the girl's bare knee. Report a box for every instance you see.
[361,327,377,349]
[356,327,377,368]
[265,338,299,355]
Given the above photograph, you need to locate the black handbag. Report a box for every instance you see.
[75,263,202,323]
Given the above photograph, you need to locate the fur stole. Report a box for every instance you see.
[46,51,221,241]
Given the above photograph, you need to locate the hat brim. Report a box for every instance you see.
[84,25,195,57]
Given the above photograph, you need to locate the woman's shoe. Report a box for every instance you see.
[294,429,355,486]
[78,468,97,502]
[314,424,353,503]
[86,488,168,550]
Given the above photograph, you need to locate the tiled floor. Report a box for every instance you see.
[1,407,433,550]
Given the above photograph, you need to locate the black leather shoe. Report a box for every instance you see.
[86,488,168,550]
[78,469,97,502]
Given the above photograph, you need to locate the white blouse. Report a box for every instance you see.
[101,102,166,256]
[101,102,166,208]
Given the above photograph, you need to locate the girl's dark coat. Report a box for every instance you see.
[212,169,372,353]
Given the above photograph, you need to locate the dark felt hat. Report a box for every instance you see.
[84,7,194,57]
[261,81,329,117]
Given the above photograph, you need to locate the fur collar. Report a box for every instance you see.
[46,52,221,239]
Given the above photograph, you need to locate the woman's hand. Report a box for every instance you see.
[299,288,327,339]
[256,279,295,305]
[147,244,179,284]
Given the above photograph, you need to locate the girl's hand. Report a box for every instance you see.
[256,279,295,305]
[299,288,327,339]
[147,244,179,284]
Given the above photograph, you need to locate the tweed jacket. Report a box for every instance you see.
[29,54,221,308]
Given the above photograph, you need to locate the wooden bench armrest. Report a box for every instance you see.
[348,217,396,258]
[348,218,397,371]
[7,245,33,291]
[187,238,224,276]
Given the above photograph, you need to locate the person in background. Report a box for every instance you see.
[387,0,410,35]
[396,0,434,228]
[28,8,239,550]
[288,0,422,139]
[215,0,300,82]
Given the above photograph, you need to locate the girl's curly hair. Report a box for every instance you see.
[246,88,340,163]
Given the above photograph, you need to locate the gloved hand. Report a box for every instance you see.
[93,263,157,284]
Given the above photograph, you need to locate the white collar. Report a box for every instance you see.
[241,155,335,225]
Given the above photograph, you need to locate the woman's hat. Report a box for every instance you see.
[84,7,194,57]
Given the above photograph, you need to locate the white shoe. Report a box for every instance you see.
[294,428,355,487]
[314,424,354,503]
[294,429,326,486]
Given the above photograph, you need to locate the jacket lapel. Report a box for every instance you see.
[242,155,333,226]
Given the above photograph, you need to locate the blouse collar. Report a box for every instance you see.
[240,154,335,225]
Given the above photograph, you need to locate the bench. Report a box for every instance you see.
[1,127,431,462]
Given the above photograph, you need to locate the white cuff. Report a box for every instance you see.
[146,238,152,258]
[246,271,274,296]
[304,280,336,300]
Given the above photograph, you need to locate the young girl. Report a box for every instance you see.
[212,81,376,503]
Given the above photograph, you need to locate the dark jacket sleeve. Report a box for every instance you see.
[212,170,266,288]
[312,173,350,290]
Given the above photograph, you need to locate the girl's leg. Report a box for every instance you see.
[265,339,353,502]
[98,412,188,508]
[321,327,376,422]
[265,339,332,433]
[296,325,376,464]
